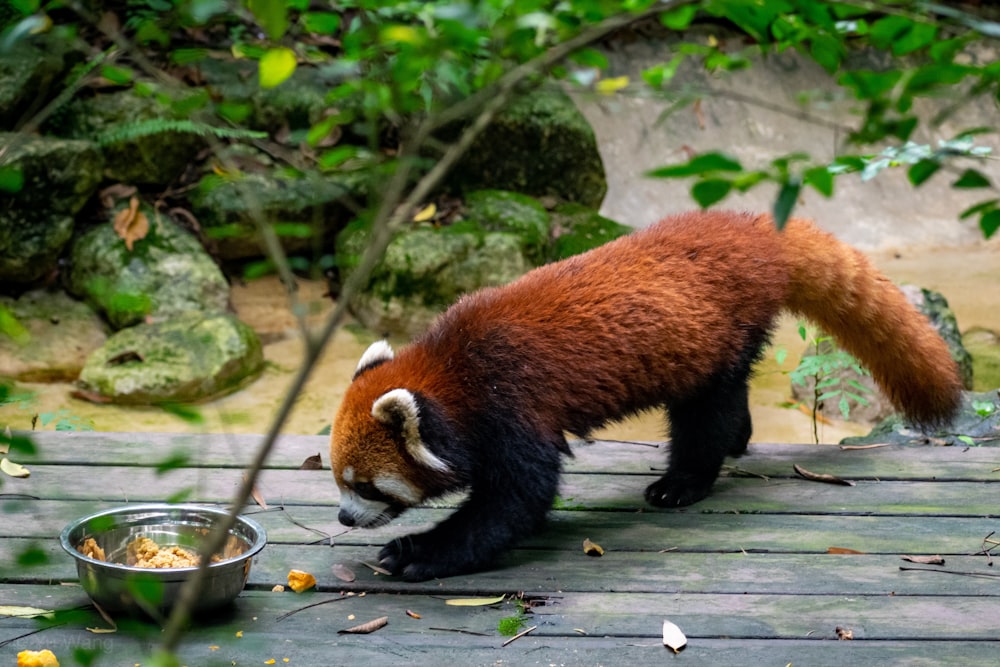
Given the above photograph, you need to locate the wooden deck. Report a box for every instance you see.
[2,431,998,665]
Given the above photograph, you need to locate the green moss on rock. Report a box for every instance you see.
[445,87,607,207]
[0,133,103,285]
[548,202,632,261]
[66,215,230,330]
[77,312,263,404]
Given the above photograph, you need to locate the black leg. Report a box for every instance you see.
[379,432,563,581]
[645,371,754,508]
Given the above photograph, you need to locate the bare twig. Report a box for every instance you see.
[275,595,351,622]
[502,625,538,647]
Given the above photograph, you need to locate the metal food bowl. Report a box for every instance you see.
[60,504,266,615]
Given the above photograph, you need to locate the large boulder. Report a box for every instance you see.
[76,312,263,405]
[963,327,1000,391]
[66,214,230,330]
[790,286,973,424]
[337,190,548,337]
[445,87,607,208]
[548,202,632,262]
[189,169,364,260]
[60,90,205,185]
[0,289,108,382]
[841,390,1000,447]
[0,34,77,130]
[0,134,103,287]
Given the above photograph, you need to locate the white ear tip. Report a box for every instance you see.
[355,340,394,377]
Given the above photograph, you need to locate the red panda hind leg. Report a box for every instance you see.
[646,335,762,507]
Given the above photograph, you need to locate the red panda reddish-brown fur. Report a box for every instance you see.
[330,210,962,581]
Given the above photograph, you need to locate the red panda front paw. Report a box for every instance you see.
[644,474,714,508]
[378,535,454,582]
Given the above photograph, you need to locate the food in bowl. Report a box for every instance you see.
[61,504,266,614]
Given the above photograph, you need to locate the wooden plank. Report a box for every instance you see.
[3,586,999,666]
[6,463,997,516]
[5,498,996,556]
[2,579,999,644]
[6,536,999,599]
[19,432,1000,480]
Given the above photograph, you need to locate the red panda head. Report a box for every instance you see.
[330,341,455,529]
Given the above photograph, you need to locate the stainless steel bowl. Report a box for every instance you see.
[60,504,266,615]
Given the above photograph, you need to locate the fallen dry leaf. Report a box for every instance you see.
[287,569,317,593]
[901,554,945,565]
[827,547,865,555]
[793,464,855,486]
[413,202,437,222]
[299,454,323,470]
[69,389,114,404]
[1,457,30,478]
[582,538,604,557]
[0,606,53,619]
[444,595,505,607]
[405,609,422,619]
[112,196,149,251]
[243,473,268,509]
[662,619,687,653]
[836,626,854,640]
[338,615,388,635]
[331,563,356,582]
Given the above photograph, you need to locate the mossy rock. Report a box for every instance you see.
[445,87,607,208]
[0,289,108,382]
[337,219,530,337]
[462,190,551,264]
[66,215,230,330]
[841,390,1000,447]
[190,170,364,260]
[0,133,103,285]
[548,202,632,261]
[61,89,205,185]
[0,32,79,129]
[77,312,264,405]
[964,327,1000,391]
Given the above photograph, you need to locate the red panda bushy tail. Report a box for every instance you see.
[773,216,963,428]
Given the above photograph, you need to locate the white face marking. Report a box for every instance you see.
[374,474,422,506]
[338,488,395,528]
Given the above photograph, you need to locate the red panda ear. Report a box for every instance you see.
[371,389,451,473]
[354,340,394,380]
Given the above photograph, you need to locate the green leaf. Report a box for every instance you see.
[907,159,940,186]
[570,48,608,70]
[259,47,297,89]
[302,11,341,35]
[981,210,1000,238]
[17,545,48,567]
[772,180,801,230]
[958,199,998,220]
[154,451,192,474]
[894,21,937,55]
[810,34,844,74]
[952,169,992,189]
[247,0,289,41]
[660,4,697,30]
[691,179,732,208]
[838,69,903,99]
[101,65,134,85]
[0,166,23,193]
[159,403,204,424]
[869,15,913,50]
[804,166,834,197]
[647,152,743,179]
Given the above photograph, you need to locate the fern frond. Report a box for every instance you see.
[97,119,268,146]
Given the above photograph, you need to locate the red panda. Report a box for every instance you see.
[330,210,963,581]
